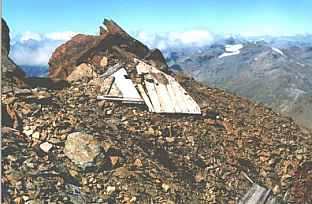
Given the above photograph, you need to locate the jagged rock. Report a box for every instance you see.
[145,48,169,70]
[48,19,168,80]
[64,132,102,168]
[1,18,28,91]
[2,18,10,56]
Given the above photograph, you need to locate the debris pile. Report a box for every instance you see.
[2,19,312,203]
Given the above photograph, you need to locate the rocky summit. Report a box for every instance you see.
[48,19,168,80]
[2,19,312,203]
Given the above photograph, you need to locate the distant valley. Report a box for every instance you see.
[20,65,48,77]
[165,36,312,130]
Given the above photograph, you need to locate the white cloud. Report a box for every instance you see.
[10,31,77,66]
[20,31,42,42]
[135,29,215,50]
[10,41,58,66]
[169,30,214,45]
[45,31,77,41]
[11,29,217,66]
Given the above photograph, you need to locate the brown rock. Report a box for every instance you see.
[64,132,102,168]
[48,19,168,80]
[48,34,98,79]
[1,18,28,90]
[66,63,97,81]
[145,49,168,71]
[2,18,10,55]
[109,156,120,168]
[133,159,143,167]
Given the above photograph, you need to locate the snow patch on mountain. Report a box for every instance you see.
[272,47,286,56]
[218,44,243,58]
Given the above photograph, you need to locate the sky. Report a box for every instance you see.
[3,0,312,35]
[3,0,312,66]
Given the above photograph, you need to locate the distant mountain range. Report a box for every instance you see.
[11,32,312,129]
[165,37,312,130]
[19,65,48,77]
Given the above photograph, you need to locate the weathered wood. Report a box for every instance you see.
[136,59,201,114]
[239,183,281,204]
[106,76,115,95]
[97,96,144,103]
[111,68,142,100]
[98,67,144,104]
[99,63,123,79]
[137,84,155,112]
[144,76,162,112]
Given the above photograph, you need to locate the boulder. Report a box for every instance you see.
[64,132,102,169]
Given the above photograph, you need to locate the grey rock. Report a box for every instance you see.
[64,132,102,168]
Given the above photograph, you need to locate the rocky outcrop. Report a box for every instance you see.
[2,18,10,55]
[48,34,99,79]
[48,19,168,80]
[1,18,28,91]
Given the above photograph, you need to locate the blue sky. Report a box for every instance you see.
[4,0,312,66]
[3,0,312,36]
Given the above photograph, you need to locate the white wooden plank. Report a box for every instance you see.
[239,184,272,204]
[97,96,144,103]
[135,59,201,114]
[145,78,162,112]
[166,82,183,112]
[175,85,192,113]
[168,80,188,113]
[153,80,176,112]
[108,83,122,97]
[169,75,201,114]
[99,63,123,79]
[112,68,142,100]
[137,84,155,112]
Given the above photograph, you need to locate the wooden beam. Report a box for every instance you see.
[97,95,144,103]
[99,63,123,79]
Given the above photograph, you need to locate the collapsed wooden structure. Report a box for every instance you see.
[96,59,201,114]
[239,183,281,204]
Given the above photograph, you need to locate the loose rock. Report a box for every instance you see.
[64,132,102,168]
